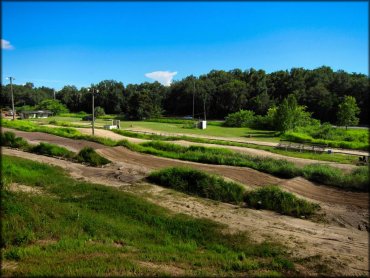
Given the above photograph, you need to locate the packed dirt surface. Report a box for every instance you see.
[3,148,369,276]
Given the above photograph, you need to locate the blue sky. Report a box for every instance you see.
[2,1,368,89]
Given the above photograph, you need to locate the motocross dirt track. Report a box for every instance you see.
[2,128,369,275]
[3,148,369,276]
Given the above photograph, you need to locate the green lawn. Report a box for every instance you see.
[2,155,305,276]
[119,121,280,142]
[30,116,281,142]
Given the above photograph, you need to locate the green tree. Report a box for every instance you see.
[36,99,69,115]
[224,110,255,127]
[274,95,312,132]
[337,96,360,129]
[94,106,105,117]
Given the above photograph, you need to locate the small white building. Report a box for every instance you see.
[20,110,53,119]
[198,120,207,129]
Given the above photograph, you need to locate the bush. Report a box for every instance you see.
[148,167,246,204]
[94,106,105,117]
[244,185,320,217]
[224,110,255,127]
[36,99,69,115]
[76,147,110,166]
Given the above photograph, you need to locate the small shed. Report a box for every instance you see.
[20,110,53,119]
[198,120,207,129]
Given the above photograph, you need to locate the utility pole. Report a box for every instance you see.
[192,79,195,120]
[89,86,99,136]
[203,96,206,121]
[53,89,56,100]
[7,77,15,120]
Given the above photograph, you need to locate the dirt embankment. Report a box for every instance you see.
[3,148,369,276]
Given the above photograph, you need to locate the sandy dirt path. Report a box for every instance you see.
[3,148,368,276]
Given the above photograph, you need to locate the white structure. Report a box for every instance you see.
[198,120,207,129]
[104,119,120,130]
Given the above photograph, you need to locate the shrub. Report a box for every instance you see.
[94,106,105,117]
[244,185,320,217]
[148,167,246,204]
[76,147,110,166]
[224,110,255,127]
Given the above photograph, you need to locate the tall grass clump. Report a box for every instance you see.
[30,142,75,159]
[244,186,320,218]
[302,164,369,191]
[1,131,30,149]
[76,147,110,166]
[342,167,369,191]
[148,167,246,204]
[302,164,342,185]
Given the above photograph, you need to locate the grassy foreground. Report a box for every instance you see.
[2,155,299,276]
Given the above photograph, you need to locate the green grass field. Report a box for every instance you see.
[2,155,304,276]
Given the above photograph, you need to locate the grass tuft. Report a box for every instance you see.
[76,147,111,166]
[244,186,320,217]
[148,167,245,204]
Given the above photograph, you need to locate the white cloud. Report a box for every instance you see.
[2,39,14,50]
[145,71,177,86]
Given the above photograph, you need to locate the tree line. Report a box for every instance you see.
[1,66,368,125]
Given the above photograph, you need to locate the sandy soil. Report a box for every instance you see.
[3,148,369,276]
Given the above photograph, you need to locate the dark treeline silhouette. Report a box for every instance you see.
[1,66,368,124]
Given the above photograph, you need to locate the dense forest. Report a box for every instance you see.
[1,66,369,125]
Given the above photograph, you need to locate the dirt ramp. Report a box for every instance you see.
[3,127,108,152]
[97,146,281,187]
[280,177,369,209]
